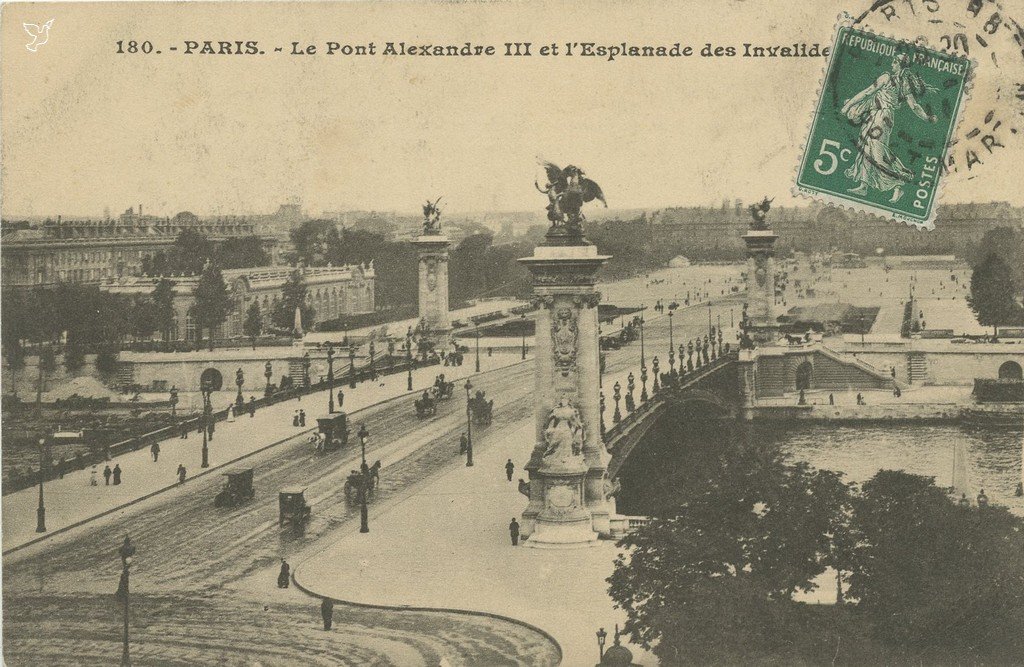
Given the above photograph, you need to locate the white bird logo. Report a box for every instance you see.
[24,19,54,52]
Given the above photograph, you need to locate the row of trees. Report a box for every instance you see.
[140,230,269,276]
[609,439,1024,664]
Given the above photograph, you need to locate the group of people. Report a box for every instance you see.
[293,410,307,427]
[89,463,123,486]
[440,350,465,366]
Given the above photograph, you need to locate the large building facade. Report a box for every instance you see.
[101,264,375,342]
[1,208,274,289]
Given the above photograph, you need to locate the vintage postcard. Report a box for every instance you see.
[2,1,1023,665]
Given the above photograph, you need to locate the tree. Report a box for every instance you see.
[151,279,176,341]
[190,263,232,350]
[290,219,341,266]
[847,470,1024,663]
[169,229,212,275]
[272,270,315,332]
[967,252,1024,335]
[243,301,262,349]
[217,236,269,269]
[607,441,854,664]
[129,296,159,341]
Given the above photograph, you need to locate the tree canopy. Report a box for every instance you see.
[968,252,1024,334]
[190,263,232,348]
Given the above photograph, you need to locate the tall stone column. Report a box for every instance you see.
[519,241,612,547]
[411,234,451,343]
[742,227,780,346]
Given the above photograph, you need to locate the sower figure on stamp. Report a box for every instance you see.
[841,53,937,203]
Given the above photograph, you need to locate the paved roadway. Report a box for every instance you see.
[2,277,743,666]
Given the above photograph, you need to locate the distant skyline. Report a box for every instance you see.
[3,1,1023,218]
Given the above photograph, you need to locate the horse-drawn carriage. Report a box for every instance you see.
[343,461,381,502]
[469,391,493,426]
[215,468,255,507]
[414,392,437,419]
[279,486,311,526]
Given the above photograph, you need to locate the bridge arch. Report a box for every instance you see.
[998,360,1022,380]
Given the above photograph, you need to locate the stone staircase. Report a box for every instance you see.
[908,352,929,384]
[114,362,135,390]
[288,359,307,386]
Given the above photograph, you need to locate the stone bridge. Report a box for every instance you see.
[604,352,739,478]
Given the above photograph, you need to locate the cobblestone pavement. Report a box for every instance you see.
[2,362,561,666]
[1,593,559,667]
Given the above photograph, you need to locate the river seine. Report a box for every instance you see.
[618,417,1024,516]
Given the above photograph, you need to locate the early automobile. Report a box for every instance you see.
[316,412,349,453]
[278,486,311,526]
[215,468,255,507]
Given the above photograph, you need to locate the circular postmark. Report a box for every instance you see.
[854,0,1024,176]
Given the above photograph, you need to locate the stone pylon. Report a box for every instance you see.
[742,226,780,346]
[411,233,451,343]
[518,233,612,547]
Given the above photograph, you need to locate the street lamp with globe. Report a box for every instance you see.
[302,352,311,388]
[349,343,357,389]
[36,436,48,533]
[200,377,213,468]
[406,326,414,391]
[358,424,370,533]
[117,535,136,667]
[464,379,474,467]
[326,344,335,413]
[169,386,179,418]
[264,361,273,397]
[235,368,244,408]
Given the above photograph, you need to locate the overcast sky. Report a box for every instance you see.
[3,0,1022,219]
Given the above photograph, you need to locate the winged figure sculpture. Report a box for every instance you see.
[535,161,606,235]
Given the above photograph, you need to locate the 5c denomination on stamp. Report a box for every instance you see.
[796,19,972,230]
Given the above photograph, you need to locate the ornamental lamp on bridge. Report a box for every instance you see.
[235,367,245,407]
[264,361,273,397]
[517,161,612,547]
[326,344,336,413]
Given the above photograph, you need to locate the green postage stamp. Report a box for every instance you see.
[795,20,972,230]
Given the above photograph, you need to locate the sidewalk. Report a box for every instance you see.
[292,418,652,667]
[2,352,523,554]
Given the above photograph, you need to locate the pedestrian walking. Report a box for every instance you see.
[103,465,112,486]
[320,598,334,630]
[337,389,344,408]
[227,403,236,422]
[177,464,187,484]
[112,464,122,485]
[90,466,98,486]
[505,458,514,482]
[277,559,290,588]
[249,397,256,418]
[293,411,300,427]
[459,433,468,455]
[180,421,189,439]
[299,409,306,427]
[151,441,160,462]
[57,454,66,479]
[828,393,835,406]
[509,518,520,546]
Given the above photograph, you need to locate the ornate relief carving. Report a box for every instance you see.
[424,257,439,292]
[551,307,578,376]
[530,294,555,309]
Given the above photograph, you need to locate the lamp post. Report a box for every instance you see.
[200,377,212,468]
[708,302,712,336]
[36,436,48,533]
[358,424,370,533]
[596,627,608,662]
[464,379,474,467]
[599,392,606,436]
[117,535,136,667]
[169,386,178,418]
[652,356,660,393]
[613,381,622,423]
[640,365,648,403]
[302,352,311,388]
[349,344,357,389]
[639,305,646,368]
[235,368,244,408]
[474,326,481,373]
[326,344,335,413]
[368,340,376,378]
[264,361,273,397]
[668,309,675,376]
[406,326,414,392]
[521,314,528,360]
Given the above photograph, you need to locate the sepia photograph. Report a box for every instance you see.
[1,1,1023,665]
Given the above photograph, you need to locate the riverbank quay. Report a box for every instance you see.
[754,387,1024,424]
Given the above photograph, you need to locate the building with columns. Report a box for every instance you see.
[101,264,375,342]
[1,208,275,290]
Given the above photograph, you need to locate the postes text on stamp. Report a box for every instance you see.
[796,22,972,229]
